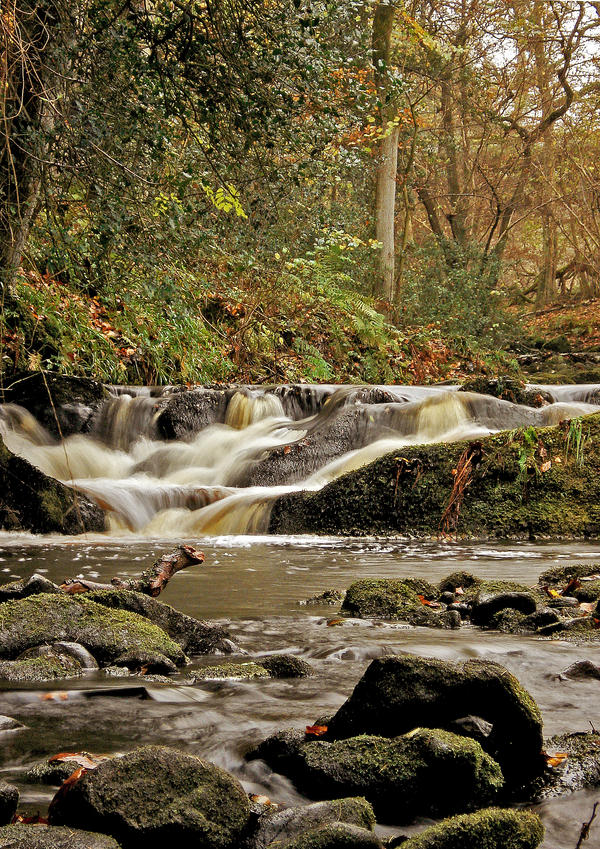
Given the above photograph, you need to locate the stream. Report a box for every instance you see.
[0,383,599,846]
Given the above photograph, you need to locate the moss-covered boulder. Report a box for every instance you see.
[247,797,376,849]
[326,656,544,782]
[529,732,600,799]
[259,655,314,678]
[0,594,186,667]
[438,572,481,594]
[342,579,437,619]
[0,435,105,534]
[0,652,83,683]
[279,822,383,849]
[83,589,236,655]
[25,759,83,786]
[269,413,600,538]
[470,592,538,627]
[48,745,250,849]
[249,728,503,822]
[539,562,600,587]
[0,824,121,848]
[400,808,544,849]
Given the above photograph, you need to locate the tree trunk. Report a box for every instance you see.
[372,1,398,303]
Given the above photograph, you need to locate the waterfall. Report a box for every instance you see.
[0,383,598,538]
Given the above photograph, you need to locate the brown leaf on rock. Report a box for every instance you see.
[48,752,105,770]
[326,618,344,626]
[305,725,328,738]
[544,752,568,768]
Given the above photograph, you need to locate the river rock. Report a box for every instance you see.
[573,580,600,602]
[325,655,544,781]
[0,650,84,683]
[0,435,105,534]
[438,572,481,594]
[400,807,544,849]
[1,372,109,438]
[249,728,503,822]
[193,662,270,681]
[0,781,18,826]
[341,579,438,619]
[48,745,250,849]
[300,589,346,607]
[530,731,600,798]
[259,655,314,678]
[25,759,82,785]
[0,824,121,848]
[156,388,229,439]
[246,797,376,849]
[279,822,383,849]
[0,715,24,733]
[84,589,236,655]
[470,592,537,627]
[0,574,61,602]
[0,594,186,666]
[559,660,600,680]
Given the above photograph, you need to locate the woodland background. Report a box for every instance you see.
[2,0,600,386]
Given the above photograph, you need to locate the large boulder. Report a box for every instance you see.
[0,594,186,667]
[48,745,250,849]
[341,579,459,629]
[0,435,105,534]
[84,589,236,655]
[246,797,376,849]
[400,807,544,849]
[0,825,121,848]
[249,728,503,822]
[326,656,544,781]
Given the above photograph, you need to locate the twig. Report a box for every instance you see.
[575,801,598,849]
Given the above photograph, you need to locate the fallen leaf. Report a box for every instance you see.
[305,725,328,737]
[542,586,561,599]
[48,752,103,770]
[283,445,291,455]
[40,692,69,701]
[418,595,441,608]
[545,752,568,768]
[249,794,275,806]
[326,618,344,626]
[562,578,581,596]
[579,602,596,614]
[11,813,48,825]
[455,586,464,595]
[540,460,552,473]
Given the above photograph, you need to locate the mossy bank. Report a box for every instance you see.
[269,413,600,538]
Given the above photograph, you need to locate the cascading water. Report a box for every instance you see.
[0,383,598,537]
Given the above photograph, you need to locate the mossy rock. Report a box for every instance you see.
[249,797,377,849]
[0,653,83,683]
[401,807,544,849]
[280,822,383,848]
[539,562,600,586]
[0,781,18,827]
[0,824,122,848]
[48,745,250,849]
[438,573,481,594]
[459,378,528,405]
[269,412,600,539]
[526,731,600,799]
[0,594,186,666]
[342,579,437,619]
[260,654,314,678]
[572,580,600,602]
[488,609,531,635]
[193,662,270,681]
[25,759,82,785]
[0,435,105,534]
[326,655,544,783]
[83,589,235,655]
[250,728,502,823]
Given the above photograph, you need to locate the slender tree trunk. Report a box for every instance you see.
[372,1,398,302]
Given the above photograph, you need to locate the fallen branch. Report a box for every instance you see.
[60,545,205,598]
[440,441,484,536]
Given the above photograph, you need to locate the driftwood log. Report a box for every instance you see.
[60,545,205,598]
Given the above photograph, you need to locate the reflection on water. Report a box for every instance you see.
[0,536,598,847]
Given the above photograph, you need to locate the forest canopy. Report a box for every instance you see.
[2,1,600,385]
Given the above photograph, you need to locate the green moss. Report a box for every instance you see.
[0,593,186,666]
[488,609,530,634]
[401,807,544,849]
[281,822,381,848]
[0,654,82,682]
[260,655,314,678]
[572,580,600,602]
[342,579,436,619]
[539,562,600,586]
[270,412,600,539]
[438,572,481,593]
[192,662,269,680]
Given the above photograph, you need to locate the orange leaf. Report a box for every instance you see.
[306,725,328,737]
[48,752,102,770]
[545,752,568,768]
[540,460,551,473]
[40,692,69,701]
[12,813,48,825]
[418,595,441,608]
[542,586,561,598]
[455,586,464,595]
[326,618,344,626]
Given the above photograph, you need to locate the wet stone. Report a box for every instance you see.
[400,808,544,849]
[259,655,314,678]
[0,824,121,848]
[48,744,251,849]
[470,592,537,627]
[547,596,579,608]
[0,716,24,733]
[0,781,18,826]
[25,759,81,785]
[0,574,61,602]
[558,660,600,680]
[112,651,177,675]
[278,822,384,849]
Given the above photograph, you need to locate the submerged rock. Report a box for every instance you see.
[300,589,346,607]
[249,728,502,822]
[0,594,186,667]
[260,655,314,678]
[246,797,376,849]
[0,824,121,848]
[531,731,600,798]
[0,650,84,683]
[0,781,18,826]
[48,744,251,849]
[326,656,544,781]
[0,715,24,733]
[0,435,105,534]
[400,807,544,849]
[84,589,236,655]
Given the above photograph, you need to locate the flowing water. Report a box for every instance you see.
[0,383,599,846]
